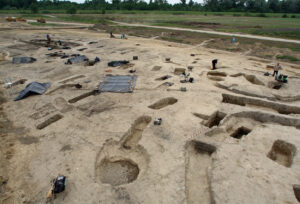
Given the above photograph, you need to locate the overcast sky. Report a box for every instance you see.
[69,0,203,4]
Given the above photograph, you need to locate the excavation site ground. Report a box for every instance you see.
[0,19,300,204]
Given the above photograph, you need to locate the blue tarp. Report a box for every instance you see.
[98,75,137,93]
[14,82,51,101]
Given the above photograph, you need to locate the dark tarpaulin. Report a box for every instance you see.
[14,82,51,101]
[108,60,129,67]
[12,57,36,64]
[98,75,137,93]
[66,55,87,64]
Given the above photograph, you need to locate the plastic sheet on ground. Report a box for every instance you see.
[98,75,137,93]
[66,55,87,64]
[14,82,51,101]
[108,60,129,67]
[12,57,36,64]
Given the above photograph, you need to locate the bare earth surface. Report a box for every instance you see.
[0,21,300,204]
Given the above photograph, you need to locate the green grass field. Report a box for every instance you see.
[1,10,300,40]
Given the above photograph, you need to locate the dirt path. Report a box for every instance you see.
[112,21,300,44]
[27,20,93,27]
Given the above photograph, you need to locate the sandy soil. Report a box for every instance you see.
[0,22,300,204]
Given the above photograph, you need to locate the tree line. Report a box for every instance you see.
[1,0,300,13]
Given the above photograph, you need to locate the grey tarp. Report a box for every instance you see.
[14,82,51,101]
[108,60,129,67]
[98,75,137,93]
[12,57,36,64]
[66,55,87,64]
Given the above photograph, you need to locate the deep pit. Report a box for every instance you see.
[203,111,226,128]
[148,97,178,110]
[243,75,265,86]
[207,71,227,77]
[122,116,151,149]
[230,126,251,139]
[293,184,300,202]
[98,159,139,186]
[155,75,172,81]
[267,140,296,167]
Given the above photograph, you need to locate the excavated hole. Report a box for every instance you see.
[29,39,81,48]
[192,140,216,155]
[174,68,186,75]
[122,116,152,149]
[207,71,227,77]
[230,126,251,139]
[155,75,172,81]
[267,140,296,167]
[203,111,226,128]
[98,159,139,186]
[230,73,244,77]
[268,81,282,90]
[243,75,265,86]
[152,66,162,71]
[207,76,225,81]
[148,97,178,110]
[293,185,300,202]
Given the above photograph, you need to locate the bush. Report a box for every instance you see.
[276,55,299,61]
[102,9,106,14]
[204,13,207,16]
[244,12,252,17]
[291,15,296,18]
[67,6,77,14]
[232,13,241,17]
[30,3,39,14]
[256,13,267,17]
[214,13,224,16]
[42,10,50,14]
[172,12,185,15]
[282,14,288,18]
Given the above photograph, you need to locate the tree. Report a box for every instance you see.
[268,0,279,12]
[30,3,39,13]
[67,5,77,14]
[181,0,186,5]
[188,0,194,7]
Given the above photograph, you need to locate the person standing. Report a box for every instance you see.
[273,63,282,78]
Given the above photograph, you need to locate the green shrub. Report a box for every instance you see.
[282,14,288,18]
[172,12,185,15]
[232,13,241,17]
[276,55,299,61]
[291,15,296,18]
[102,9,106,14]
[244,12,252,16]
[256,13,266,17]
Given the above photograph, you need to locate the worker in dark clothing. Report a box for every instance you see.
[212,59,218,70]
[110,32,115,38]
[46,34,51,46]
